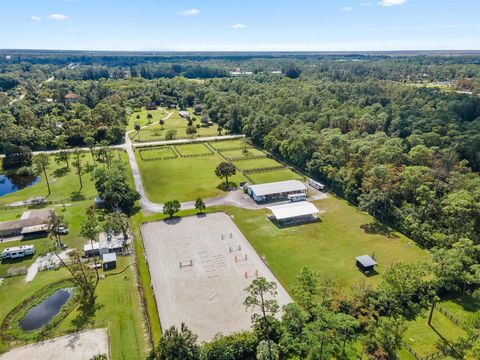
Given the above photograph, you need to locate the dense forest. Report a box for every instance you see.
[1,52,480,358]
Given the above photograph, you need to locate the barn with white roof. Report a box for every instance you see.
[247,180,307,202]
[267,201,320,225]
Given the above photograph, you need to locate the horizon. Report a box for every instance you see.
[1,0,479,52]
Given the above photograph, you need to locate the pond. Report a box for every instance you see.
[0,174,40,197]
[19,288,72,331]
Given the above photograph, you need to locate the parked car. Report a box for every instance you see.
[57,226,69,235]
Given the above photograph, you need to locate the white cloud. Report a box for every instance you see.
[361,2,374,5]
[30,16,42,21]
[378,0,406,6]
[230,23,246,29]
[342,6,353,11]
[179,8,200,16]
[48,13,68,20]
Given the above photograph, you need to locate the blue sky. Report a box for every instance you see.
[1,0,479,51]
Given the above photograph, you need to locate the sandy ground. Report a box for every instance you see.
[141,213,292,342]
[25,250,71,283]
[0,328,109,360]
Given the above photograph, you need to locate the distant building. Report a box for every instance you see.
[146,102,157,110]
[102,253,117,271]
[64,93,82,104]
[247,180,307,202]
[0,208,54,239]
[179,110,190,118]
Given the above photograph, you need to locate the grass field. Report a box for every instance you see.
[248,168,303,184]
[234,157,283,171]
[403,308,466,357]
[175,143,212,156]
[139,146,177,160]
[136,152,247,203]
[129,108,219,142]
[209,139,246,150]
[220,147,266,160]
[0,150,130,207]
[128,108,169,130]
[227,196,427,290]
[0,257,146,360]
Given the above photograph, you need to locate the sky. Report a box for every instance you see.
[0,0,479,51]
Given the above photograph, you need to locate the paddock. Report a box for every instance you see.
[140,213,292,342]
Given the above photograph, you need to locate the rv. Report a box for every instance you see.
[308,178,325,191]
[288,193,307,202]
[1,245,35,259]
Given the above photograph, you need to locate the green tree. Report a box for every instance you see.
[215,162,236,188]
[72,149,84,190]
[33,153,51,196]
[104,210,130,242]
[165,129,177,140]
[148,323,200,360]
[244,277,279,360]
[163,200,181,218]
[84,136,96,165]
[54,135,70,168]
[194,198,206,214]
[80,211,100,282]
[363,317,407,360]
[186,125,197,138]
[159,119,165,129]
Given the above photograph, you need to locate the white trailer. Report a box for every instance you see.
[1,245,35,259]
[308,178,325,191]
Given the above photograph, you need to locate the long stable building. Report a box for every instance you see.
[267,201,320,224]
[247,180,307,202]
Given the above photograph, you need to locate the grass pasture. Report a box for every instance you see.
[403,308,466,358]
[227,196,427,291]
[220,147,266,160]
[135,151,247,203]
[139,146,177,161]
[248,168,303,184]
[209,139,246,150]
[129,108,219,142]
[234,157,283,171]
[175,143,213,157]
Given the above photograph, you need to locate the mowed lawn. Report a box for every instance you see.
[403,309,466,357]
[0,258,146,360]
[136,152,247,202]
[139,146,177,160]
[128,108,169,130]
[129,108,219,142]
[175,143,212,156]
[227,195,427,291]
[220,147,266,160]
[0,152,97,206]
[248,168,303,184]
[55,256,146,360]
[234,158,283,171]
[209,139,246,150]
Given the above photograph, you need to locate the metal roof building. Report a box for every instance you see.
[267,201,320,224]
[247,180,307,202]
[355,255,377,272]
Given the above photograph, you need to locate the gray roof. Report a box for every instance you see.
[20,208,54,221]
[248,180,306,197]
[267,201,319,220]
[355,255,377,267]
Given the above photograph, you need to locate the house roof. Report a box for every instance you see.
[267,201,319,221]
[21,224,49,235]
[102,253,117,263]
[0,218,46,232]
[64,93,81,99]
[355,255,377,267]
[84,242,100,251]
[21,208,54,221]
[248,180,306,197]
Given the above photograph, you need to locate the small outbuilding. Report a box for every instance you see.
[267,201,320,225]
[179,110,190,118]
[146,102,157,110]
[355,255,377,273]
[102,253,117,271]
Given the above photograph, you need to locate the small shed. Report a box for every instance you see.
[355,255,377,273]
[146,102,157,110]
[102,253,117,271]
